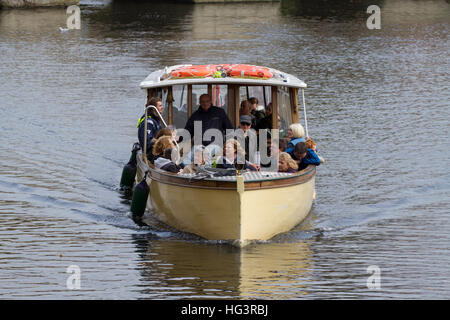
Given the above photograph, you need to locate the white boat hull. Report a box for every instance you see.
[136,155,316,246]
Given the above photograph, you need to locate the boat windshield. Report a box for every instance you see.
[150,83,294,137]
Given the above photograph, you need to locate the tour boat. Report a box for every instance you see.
[132,64,317,247]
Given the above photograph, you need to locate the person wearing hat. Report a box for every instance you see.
[239,115,252,132]
[239,115,259,168]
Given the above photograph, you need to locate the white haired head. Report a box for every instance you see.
[289,123,305,139]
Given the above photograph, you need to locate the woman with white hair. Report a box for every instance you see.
[285,123,306,154]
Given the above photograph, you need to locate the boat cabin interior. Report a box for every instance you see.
[136,64,314,179]
[145,83,302,139]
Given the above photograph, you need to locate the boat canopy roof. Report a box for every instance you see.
[140,64,307,89]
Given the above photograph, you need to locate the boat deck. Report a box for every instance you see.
[178,170,294,182]
[136,150,316,190]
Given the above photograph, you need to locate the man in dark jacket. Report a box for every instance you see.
[137,97,163,155]
[290,141,321,171]
[184,94,233,146]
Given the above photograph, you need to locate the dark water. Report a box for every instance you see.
[0,0,449,299]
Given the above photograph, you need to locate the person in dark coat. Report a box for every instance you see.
[137,97,163,155]
[291,141,321,171]
[184,94,233,146]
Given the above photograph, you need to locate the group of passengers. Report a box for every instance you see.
[137,94,323,175]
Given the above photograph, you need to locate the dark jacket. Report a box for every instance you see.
[255,114,272,131]
[137,114,162,154]
[154,157,182,173]
[184,106,233,146]
[146,139,157,163]
[290,148,321,171]
[251,109,265,128]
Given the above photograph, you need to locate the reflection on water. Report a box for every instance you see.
[133,236,312,299]
[281,0,385,19]
[0,0,449,299]
[0,7,67,33]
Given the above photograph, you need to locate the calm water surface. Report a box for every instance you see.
[0,0,449,299]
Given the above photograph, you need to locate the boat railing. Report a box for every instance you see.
[145,105,168,127]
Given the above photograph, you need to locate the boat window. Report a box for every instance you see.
[170,85,188,129]
[247,86,271,110]
[211,85,228,114]
[147,88,163,104]
[239,86,248,102]
[239,86,272,108]
[264,86,272,107]
[161,88,170,125]
[277,86,292,137]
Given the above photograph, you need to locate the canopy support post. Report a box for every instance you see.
[167,86,174,125]
[301,88,309,138]
[289,87,299,124]
[187,85,193,117]
[271,86,278,130]
[263,86,267,108]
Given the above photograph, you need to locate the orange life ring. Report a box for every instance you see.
[222,64,273,79]
[171,65,217,78]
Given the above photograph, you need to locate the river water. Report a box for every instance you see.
[0,0,449,299]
